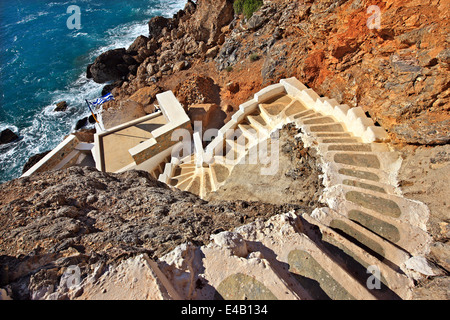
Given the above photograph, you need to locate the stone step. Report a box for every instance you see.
[315,133,353,138]
[235,213,377,300]
[171,170,197,185]
[302,116,337,125]
[201,170,214,197]
[327,144,372,152]
[172,164,196,177]
[290,109,318,122]
[175,176,194,190]
[238,123,259,143]
[302,210,413,299]
[328,151,400,172]
[302,112,324,120]
[259,94,293,116]
[53,150,81,171]
[319,137,361,144]
[210,163,231,186]
[301,122,347,134]
[246,113,271,134]
[186,176,201,195]
[326,161,399,187]
[327,186,431,256]
[284,100,308,117]
[310,207,410,268]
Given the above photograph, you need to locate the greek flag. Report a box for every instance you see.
[90,93,114,106]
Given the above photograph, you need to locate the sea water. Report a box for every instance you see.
[0,0,186,184]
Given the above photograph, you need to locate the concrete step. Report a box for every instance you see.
[238,123,259,143]
[302,211,413,299]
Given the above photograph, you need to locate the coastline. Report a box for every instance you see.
[0,0,187,184]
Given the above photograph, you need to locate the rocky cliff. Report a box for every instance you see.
[89,0,449,145]
[0,166,303,299]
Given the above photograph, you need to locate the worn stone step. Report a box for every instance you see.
[171,170,197,185]
[238,123,259,142]
[175,176,194,190]
[197,246,303,300]
[210,163,231,185]
[202,170,214,197]
[328,194,431,256]
[303,123,347,133]
[284,100,308,117]
[327,144,372,152]
[247,113,270,134]
[186,176,201,195]
[172,164,196,177]
[302,211,413,299]
[333,153,380,169]
[328,150,401,172]
[320,138,360,144]
[259,94,293,116]
[311,208,410,267]
[290,109,318,122]
[302,112,325,119]
[235,213,377,300]
[302,116,337,125]
[326,161,399,187]
[315,132,353,138]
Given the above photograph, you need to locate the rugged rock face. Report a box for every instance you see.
[22,151,51,174]
[88,0,448,145]
[0,166,303,299]
[178,0,234,45]
[87,48,131,83]
[173,75,221,109]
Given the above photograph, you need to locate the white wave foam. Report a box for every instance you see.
[0,0,189,183]
[16,11,50,25]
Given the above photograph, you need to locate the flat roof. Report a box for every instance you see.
[102,114,167,172]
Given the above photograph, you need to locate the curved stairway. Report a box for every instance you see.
[157,78,432,300]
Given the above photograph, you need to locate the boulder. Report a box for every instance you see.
[205,46,220,58]
[122,54,138,66]
[187,103,226,134]
[75,116,96,131]
[128,85,161,110]
[173,61,189,72]
[22,150,51,174]
[128,64,138,76]
[101,80,123,96]
[54,101,68,112]
[0,129,18,145]
[179,0,234,45]
[184,0,197,15]
[88,48,128,83]
[86,63,93,79]
[247,13,266,30]
[174,76,221,109]
[127,35,149,54]
[148,16,171,39]
[184,40,199,55]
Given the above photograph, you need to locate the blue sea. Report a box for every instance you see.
[0,0,186,184]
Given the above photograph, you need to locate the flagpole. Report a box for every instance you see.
[85,99,100,123]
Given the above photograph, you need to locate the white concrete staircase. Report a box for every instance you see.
[154,78,433,300]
